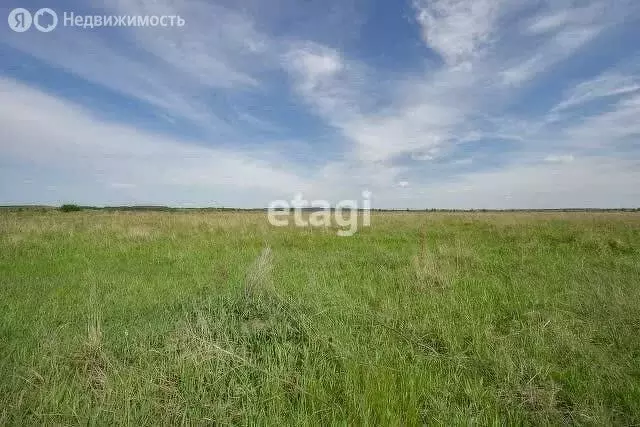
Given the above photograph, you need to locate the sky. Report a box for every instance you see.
[1,0,639,209]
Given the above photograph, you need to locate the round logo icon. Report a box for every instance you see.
[34,8,58,32]
[8,8,33,32]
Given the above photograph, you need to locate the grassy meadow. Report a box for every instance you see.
[1,209,639,424]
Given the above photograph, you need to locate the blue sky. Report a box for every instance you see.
[1,0,639,208]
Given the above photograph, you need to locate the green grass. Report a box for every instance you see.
[1,210,639,424]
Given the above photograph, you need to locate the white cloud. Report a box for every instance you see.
[500,26,601,86]
[408,157,640,209]
[2,0,279,134]
[553,72,640,112]
[527,11,572,35]
[289,47,343,80]
[500,0,636,86]
[0,78,309,206]
[284,43,361,122]
[413,0,503,65]
[525,2,603,35]
[284,43,472,163]
[544,154,575,164]
[284,0,638,167]
[2,75,638,209]
[564,93,640,145]
[108,0,270,88]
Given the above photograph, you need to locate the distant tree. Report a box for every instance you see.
[60,204,82,212]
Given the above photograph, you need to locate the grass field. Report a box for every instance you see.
[1,210,639,424]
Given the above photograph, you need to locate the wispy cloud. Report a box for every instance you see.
[108,0,271,88]
[499,26,601,86]
[544,154,574,164]
[413,0,502,65]
[415,156,640,209]
[500,4,607,86]
[0,77,309,206]
[2,0,281,137]
[553,72,640,113]
[564,93,640,146]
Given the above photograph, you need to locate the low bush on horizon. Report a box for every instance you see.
[59,204,82,212]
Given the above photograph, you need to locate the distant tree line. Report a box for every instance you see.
[0,205,638,213]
